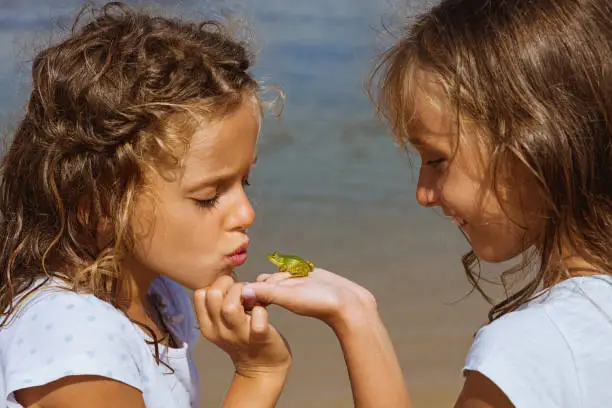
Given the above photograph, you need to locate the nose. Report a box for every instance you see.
[416,167,441,208]
[227,187,255,231]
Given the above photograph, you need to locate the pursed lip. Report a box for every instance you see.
[228,241,249,267]
[230,241,249,256]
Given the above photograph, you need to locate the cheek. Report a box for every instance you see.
[129,194,224,276]
[440,170,484,214]
[138,205,221,253]
[469,196,537,262]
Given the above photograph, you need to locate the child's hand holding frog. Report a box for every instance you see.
[245,252,377,333]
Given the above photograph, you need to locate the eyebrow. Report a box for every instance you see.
[402,116,427,146]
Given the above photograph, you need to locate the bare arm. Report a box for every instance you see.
[222,371,288,408]
[246,269,516,408]
[454,371,514,408]
[15,375,147,408]
[246,269,412,408]
[332,306,413,408]
[333,307,514,408]
[16,371,291,408]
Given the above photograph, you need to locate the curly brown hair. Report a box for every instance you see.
[369,0,612,321]
[0,0,260,336]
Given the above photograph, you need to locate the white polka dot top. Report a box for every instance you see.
[0,276,201,408]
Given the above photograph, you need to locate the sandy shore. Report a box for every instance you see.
[192,203,495,407]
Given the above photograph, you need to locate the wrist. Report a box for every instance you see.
[224,366,290,408]
[327,292,380,338]
[232,367,290,395]
[233,357,292,380]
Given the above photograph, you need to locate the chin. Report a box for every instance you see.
[161,272,214,291]
[471,244,524,264]
[197,267,237,289]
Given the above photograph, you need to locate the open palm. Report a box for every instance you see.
[244,268,377,328]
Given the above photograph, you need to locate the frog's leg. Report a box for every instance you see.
[288,265,310,278]
[279,264,288,272]
[291,270,309,278]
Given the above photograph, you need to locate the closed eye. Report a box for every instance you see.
[193,195,220,210]
[425,158,446,167]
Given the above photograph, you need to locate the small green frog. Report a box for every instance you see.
[266,251,315,277]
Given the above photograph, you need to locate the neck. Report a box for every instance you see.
[562,255,600,276]
[122,255,160,323]
[545,242,602,287]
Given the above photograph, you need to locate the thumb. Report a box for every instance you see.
[243,282,294,307]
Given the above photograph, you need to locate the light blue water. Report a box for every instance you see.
[0,0,423,213]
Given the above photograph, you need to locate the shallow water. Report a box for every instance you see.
[0,1,493,406]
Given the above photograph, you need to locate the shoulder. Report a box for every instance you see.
[467,275,612,359]
[1,280,132,342]
[0,280,148,399]
[465,297,569,366]
[465,300,567,365]
[543,274,612,320]
[463,284,586,406]
[2,280,130,338]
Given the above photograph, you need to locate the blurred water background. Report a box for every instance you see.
[0,0,495,406]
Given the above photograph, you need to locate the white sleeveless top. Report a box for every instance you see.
[0,276,201,408]
[464,275,612,407]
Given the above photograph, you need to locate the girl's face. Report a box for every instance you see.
[410,75,540,262]
[128,101,259,290]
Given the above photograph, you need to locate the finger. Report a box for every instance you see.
[243,281,292,307]
[193,289,212,332]
[242,286,270,312]
[256,273,273,282]
[263,272,293,284]
[249,305,269,343]
[221,283,248,329]
[274,277,307,286]
[205,275,235,326]
[241,286,258,311]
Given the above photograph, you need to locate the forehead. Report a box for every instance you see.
[180,102,260,183]
[406,73,457,146]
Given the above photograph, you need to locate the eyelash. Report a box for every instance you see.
[425,158,446,167]
[194,177,251,210]
[194,196,220,210]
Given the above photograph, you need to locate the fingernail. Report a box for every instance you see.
[242,287,255,298]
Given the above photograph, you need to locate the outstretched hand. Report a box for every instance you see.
[245,269,413,408]
[242,268,378,331]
